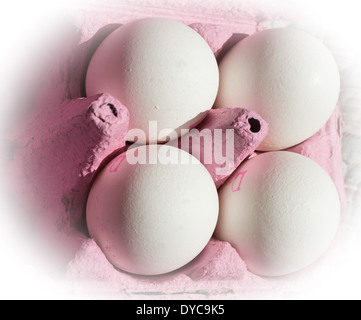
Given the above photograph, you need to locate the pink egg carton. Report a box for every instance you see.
[7,10,345,299]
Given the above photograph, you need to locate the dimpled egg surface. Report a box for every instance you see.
[215,28,340,151]
[86,145,219,276]
[85,18,219,144]
[215,151,341,277]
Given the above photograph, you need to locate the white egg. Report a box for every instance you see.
[215,28,340,151]
[86,18,219,144]
[86,145,219,276]
[215,151,340,277]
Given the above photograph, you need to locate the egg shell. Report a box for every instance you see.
[215,27,340,151]
[215,151,341,277]
[86,145,219,276]
[85,18,219,144]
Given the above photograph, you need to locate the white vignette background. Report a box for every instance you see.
[0,0,361,300]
